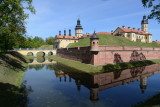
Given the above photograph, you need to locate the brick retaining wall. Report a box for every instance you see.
[57,46,160,65]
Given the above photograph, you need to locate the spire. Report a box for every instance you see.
[77,18,80,25]
[94,30,96,34]
[90,30,99,40]
[141,15,148,24]
[75,18,83,30]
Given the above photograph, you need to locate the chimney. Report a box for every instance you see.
[111,30,113,35]
[64,30,66,36]
[59,30,61,35]
[128,27,131,29]
[138,28,140,31]
[133,28,135,30]
[69,29,71,36]
[122,26,125,28]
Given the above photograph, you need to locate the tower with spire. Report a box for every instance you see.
[75,18,83,37]
[141,15,148,33]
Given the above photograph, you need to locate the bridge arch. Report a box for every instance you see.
[48,51,53,56]
[27,52,34,56]
[36,51,46,57]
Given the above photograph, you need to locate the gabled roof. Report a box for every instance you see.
[56,35,79,40]
[118,27,152,35]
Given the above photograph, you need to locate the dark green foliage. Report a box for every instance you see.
[25,36,45,48]
[45,37,55,45]
[0,0,35,52]
[142,0,160,23]
[102,60,155,72]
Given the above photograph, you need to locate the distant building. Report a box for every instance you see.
[114,15,152,43]
[54,15,153,49]
[53,19,83,49]
[153,40,160,44]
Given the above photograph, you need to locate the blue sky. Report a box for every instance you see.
[26,0,160,41]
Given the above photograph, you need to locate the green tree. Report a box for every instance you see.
[142,0,160,23]
[46,37,55,45]
[0,0,35,52]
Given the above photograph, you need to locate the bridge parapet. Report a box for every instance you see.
[14,48,56,51]
[15,48,57,56]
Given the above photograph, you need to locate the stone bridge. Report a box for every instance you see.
[15,48,56,57]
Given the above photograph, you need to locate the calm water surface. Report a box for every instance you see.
[23,58,160,107]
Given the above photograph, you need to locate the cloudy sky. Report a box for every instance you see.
[26,0,160,41]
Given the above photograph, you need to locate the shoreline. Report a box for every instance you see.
[0,52,29,106]
[47,55,160,74]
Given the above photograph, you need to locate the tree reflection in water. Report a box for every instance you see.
[18,80,33,106]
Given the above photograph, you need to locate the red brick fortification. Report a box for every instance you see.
[56,32,160,65]
[56,45,160,65]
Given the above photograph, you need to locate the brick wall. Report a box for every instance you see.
[57,46,160,65]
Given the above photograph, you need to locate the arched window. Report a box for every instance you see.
[93,42,95,45]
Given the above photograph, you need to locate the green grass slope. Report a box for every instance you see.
[67,34,160,48]
[0,52,28,106]
[39,45,53,49]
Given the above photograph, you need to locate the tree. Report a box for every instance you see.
[46,37,55,45]
[0,0,35,52]
[142,0,160,23]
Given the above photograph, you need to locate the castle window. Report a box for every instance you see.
[146,37,147,39]
[93,42,95,46]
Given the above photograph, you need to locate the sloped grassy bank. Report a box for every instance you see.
[67,34,160,48]
[0,51,29,106]
[47,55,160,75]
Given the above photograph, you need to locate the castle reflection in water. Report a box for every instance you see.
[54,63,160,102]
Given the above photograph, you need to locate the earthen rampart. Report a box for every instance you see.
[56,34,160,65]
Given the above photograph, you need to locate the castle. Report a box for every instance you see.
[114,15,152,43]
[53,15,152,49]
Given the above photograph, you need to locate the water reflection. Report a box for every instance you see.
[55,63,160,102]
[24,59,160,107]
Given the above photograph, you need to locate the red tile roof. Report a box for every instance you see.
[118,27,152,35]
[56,35,79,39]
[56,32,115,39]
[83,32,115,37]
[153,41,160,44]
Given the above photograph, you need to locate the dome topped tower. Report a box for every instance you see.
[75,18,83,37]
[141,15,148,33]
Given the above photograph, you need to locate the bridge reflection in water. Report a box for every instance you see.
[54,63,160,102]
[28,57,56,65]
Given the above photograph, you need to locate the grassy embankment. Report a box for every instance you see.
[68,34,160,47]
[0,51,29,106]
[39,45,53,49]
[47,55,160,74]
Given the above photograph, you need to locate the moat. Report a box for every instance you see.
[23,58,160,107]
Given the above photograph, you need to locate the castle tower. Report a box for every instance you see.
[141,15,148,33]
[90,30,99,52]
[75,19,83,37]
[90,84,99,103]
[90,30,99,65]
[140,77,147,94]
